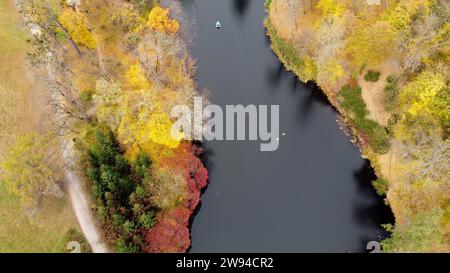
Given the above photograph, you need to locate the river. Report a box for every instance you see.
[182,0,393,252]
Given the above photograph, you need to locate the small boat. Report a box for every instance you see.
[216,21,221,29]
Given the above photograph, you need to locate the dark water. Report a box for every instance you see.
[182,0,393,252]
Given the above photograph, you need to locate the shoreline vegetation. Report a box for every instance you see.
[2,0,208,252]
[265,0,449,252]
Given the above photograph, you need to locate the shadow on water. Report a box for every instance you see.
[266,63,289,88]
[187,200,203,253]
[352,160,395,252]
[304,81,331,106]
[297,81,334,123]
[195,141,216,174]
[232,0,251,19]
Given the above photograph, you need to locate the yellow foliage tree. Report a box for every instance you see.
[147,6,180,34]
[115,84,183,158]
[434,22,450,63]
[328,60,345,80]
[111,5,145,33]
[382,0,430,32]
[124,63,151,90]
[117,110,183,162]
[141,112,183,149]
[0,133,62,211]
[398,71,449,130]
[317,59,346,89]
[116,89,152,151]
[59,8,97,49]
[347,21,399,66]
[111,62,185,161]
[316,0,347,17]
[302,56,317,82]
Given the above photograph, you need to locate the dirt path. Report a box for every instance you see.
[45,52,109,253]
[61,139,109,253]
[13,0,109,252]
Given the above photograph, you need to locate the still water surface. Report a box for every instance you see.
[182,0,393,252]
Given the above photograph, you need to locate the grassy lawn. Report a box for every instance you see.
[0,0,79,253]
[0,184,78,252]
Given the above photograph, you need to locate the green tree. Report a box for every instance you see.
[87,129,134,205]
[134,152,152,179]
[382,209,447,252]
[138,211,157,229]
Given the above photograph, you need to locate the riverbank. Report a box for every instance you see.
[265,0,449,252]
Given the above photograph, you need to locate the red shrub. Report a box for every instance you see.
[144,142,208,252]
[143,207,191,253]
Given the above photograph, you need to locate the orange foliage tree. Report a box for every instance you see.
[147,6,180,34]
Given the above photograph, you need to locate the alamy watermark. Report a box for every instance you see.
[171,97,280,152]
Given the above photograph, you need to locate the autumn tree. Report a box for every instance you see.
[382,0,430,33]
[49,64,90,134]
[116,63,154,157]
[395,129,450,184]
[145,112,183,149]
[117,108,183,161]
[0,133,63,215]
[111,4,145,33]
[382,209,448,252]
[399,11,450,73]
[143,206,191,252]
[59,8,97,49]
[147,6,180,34]
[137,31,183,82]
[124,63,151,90]
[316,0,347,17]
[396,70,449,138]
[347,20,399,66]
[314,16,348,89]
[106,63,183,159]
[146,167,186,210]
[92,79,122,131]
